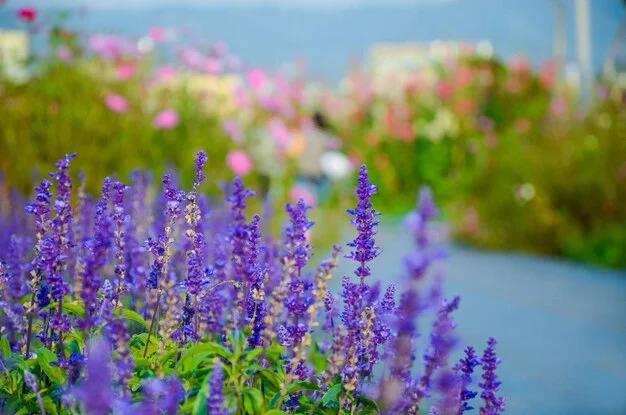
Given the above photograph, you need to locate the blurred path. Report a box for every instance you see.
[328,221,626,415]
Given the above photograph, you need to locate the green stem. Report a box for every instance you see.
[143,292,161,358]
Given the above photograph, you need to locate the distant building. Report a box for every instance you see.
[368,40,493,79]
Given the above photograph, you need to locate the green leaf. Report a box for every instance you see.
[265,343,285,363]
[42,395,59,415]
[243,388,264,415]
[286,381,320,395]
[62,302,85,318]
[264,411,287,415]
[191,375,210,415]
[257,369,281,393]
[122,309,148,329]
[178,343,231,375]
[321,384,343,407]
[356,396,380,414]
[243,347,264,363]
[1,335,10,358]
[35,348,65,384]
[269,381,320,409]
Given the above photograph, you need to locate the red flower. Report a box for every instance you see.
[18,8,37,23]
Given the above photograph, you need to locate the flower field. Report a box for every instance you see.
[2,3,626,414]
[0,151,504,414]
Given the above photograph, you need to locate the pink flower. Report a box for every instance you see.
[551,96,568,116]
[509,54,530,73]
[88,34,125,61]
[18,8,37,22]
[226,150,253,176]
[204,57,221,75]
[436,80,455,100]
[234,87,250,109]
[268,118,291,149]
[56,45,73,63]
[154,109,179,129]
[148,27,166,42]
[116,64,136,81]
[155,66,176,82]
[180,48,204,69]
[246,68,266,91]
[105,94,129,113]
[289,185,317,207]
[223,119,244,144]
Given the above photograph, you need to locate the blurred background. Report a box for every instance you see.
[1,0,625,414]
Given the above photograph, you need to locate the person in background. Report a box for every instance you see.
[297,111,343,202]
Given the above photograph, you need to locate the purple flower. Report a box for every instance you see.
[404,186,446,284]
[75,339,115,415]
[110,317,134,397]
[479,338,505,415]
[81,178,113,329]
[111,180,129,298]
[47,153,76,302]
[284,199,314,276]
[207,360,228,415]
[226,177,255,320]
[346,165,380,283]
[455,346,480,414]
[416,296,461,405]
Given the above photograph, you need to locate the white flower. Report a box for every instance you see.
[321,151,352,181]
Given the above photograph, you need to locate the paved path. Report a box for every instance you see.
[327,221,626,415]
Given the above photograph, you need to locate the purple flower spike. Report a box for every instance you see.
[455,346,480,414]
[207,360,228,415]
[416,296,461,405]
[346,165,380,283]
[194,150,208,189]
[75,338,114,415]
[479,338,505,415]
[284,199,314,276]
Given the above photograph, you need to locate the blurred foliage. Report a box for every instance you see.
[1,16,625,268]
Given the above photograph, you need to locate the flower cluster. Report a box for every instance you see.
[0,153,504,414]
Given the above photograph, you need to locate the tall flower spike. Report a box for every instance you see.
[479,338,505,415]
[81,177,113,330]
[75,339,115,415]
[207,359,228,415]
[226,177,255,322]
[404,186,445,283]
[415,296,461,407]
[185,152,208,338]
[346,165,380,283]
[284,199,314,276]
[112,180,129,300]
[455,346,480,414]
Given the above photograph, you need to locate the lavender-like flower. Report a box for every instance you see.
[81,178,113,330]
[226,177,255,322]
[479,338,505,415]
[75,339,114,415]
[455,346,480,414]
[284,199,314,276]
[110,317,134,398]
[185,152,208,320]
[404,186,445,284]
[47,153,76,302]
[415,296,461,407]
[111,180,129,300]
[346,165,380,283]
[207,359,228,415]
